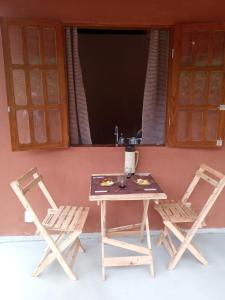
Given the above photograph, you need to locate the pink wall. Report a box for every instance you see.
[0,0,225,235]
[1,0,225,25]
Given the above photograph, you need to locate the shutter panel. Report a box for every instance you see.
[1,18,69,151]
[167,23,225,147]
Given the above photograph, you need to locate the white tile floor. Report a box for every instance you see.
[0,233,225,300]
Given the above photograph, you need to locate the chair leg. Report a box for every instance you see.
[162,237,175,257]
[33,231,81,280]
[157,227,177,257]
[33,232,65,277]
[55,252,77,280]
[78,239,86,253]
[157,230,165,246]
[168,240,207,271]
[164,221,208,270]
[33,247,77,280]
[165,229,177,256]
[69,240,80,269]
[150,261,154,277]
[168,241,191,271]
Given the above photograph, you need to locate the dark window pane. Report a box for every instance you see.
[211,31,225,66]
[30,69,44,105]
[193,71,206,105]
[9,25,23,64]
[16,110,31,144]
[191,111,203,141]
[48,110,62,142]
[195,32,209,67]
[46,70,59,104]
[208,71,223,105]
[13,69,27,105]
[181,32,193,66]
[26,27,41,64]
[33,110,47,143]
[178,71,191,105]
[176,110,189,141]
[206,110,218,141]
[43,28,57,64]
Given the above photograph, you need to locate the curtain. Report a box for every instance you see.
[65,27,92,145]
[141,29,170,145]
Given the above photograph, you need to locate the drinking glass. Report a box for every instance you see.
[117,175,127,188]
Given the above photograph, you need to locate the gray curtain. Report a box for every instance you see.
[141,29,170,145]
[65,27,92,145]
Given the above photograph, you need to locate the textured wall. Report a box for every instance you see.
[0,0,225,235]
[0,0,225,25]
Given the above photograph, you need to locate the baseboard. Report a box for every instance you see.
[0,227,225,243]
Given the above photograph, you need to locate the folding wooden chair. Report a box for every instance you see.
[10,167,90,280]
[154,164,225,270]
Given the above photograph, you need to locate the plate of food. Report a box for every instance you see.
[134,178,151,186]
[100,178,114,187]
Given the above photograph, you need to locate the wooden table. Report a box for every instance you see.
[89,173,167,280]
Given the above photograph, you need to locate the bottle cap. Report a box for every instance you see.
[125,145,135,152]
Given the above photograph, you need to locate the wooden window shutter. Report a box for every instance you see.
[167,23,225,147]
[1,18,69,151]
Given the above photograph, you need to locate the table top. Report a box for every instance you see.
[89,173,167,201]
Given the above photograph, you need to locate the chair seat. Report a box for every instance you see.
[42,205,89,232]
[154,202,197,223]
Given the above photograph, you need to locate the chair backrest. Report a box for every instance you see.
[181,164,225,223]
[10,167,58,232]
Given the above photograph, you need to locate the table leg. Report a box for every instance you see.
[140,199,150,242]
[144,200,154,277]
[99,199,154,278]
[101,200,106,280]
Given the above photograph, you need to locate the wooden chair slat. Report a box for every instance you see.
[154,205,170,221]
[155,202,197,223]
[42,212,54,226]
[175,204,189,219]
[170,204,182,218]
[47,206,65,227]
[17,167,38,184]
[196,170,219,186]
[76,207,90,231]
[22,175,43,194]
[182,204,197,219]
[173,205,181,218]
[68,207,84,231]
[61,207,77,230]
[163,205,173,217]
[200,164,224,179]
[54,206,72,229]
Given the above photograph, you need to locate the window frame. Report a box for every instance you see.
[2,19,225,149]
[1,18,69,151]
[167,23,225,148]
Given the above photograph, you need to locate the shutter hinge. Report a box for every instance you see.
[219,104,225,111]
[216,139,223,147]
[7,106,10,113]
[171,48,174,59]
